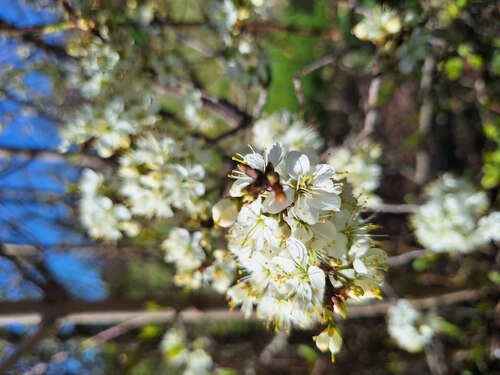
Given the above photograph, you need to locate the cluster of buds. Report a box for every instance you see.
[215,142,387,360]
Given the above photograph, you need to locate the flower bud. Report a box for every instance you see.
[212,198,238,228]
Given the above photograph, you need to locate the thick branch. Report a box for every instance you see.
[0,146,106,169]
[0,287,494,326]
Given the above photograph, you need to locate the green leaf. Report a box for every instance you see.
[412,253,438,272]
[405,131,424,149]
[439,321,466,341]
[215,369,239,375]
[445,57,464,80]
[488,270,500,285]
[467,54,484,70]
[298,344,319,363]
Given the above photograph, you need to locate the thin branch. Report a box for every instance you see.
[347,286,495,318]
[154,81,251,129]
[354,53,383,144]
[259,331,288,365]
[293,49,351,108]
[414,55,436,185]
[425,339,448,375]
[0,156,35,180]
[0,315,57,375]
[0,21,56,37]
[0,244,46,292]
[367,203,418,214]
[386,249,429,267]
[240,22,339,41]
[23,351,70,375]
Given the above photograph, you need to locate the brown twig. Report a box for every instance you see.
[0,21,53,36]
[154,81,251,129]
[293,49,351,108]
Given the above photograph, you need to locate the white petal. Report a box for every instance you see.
[293,195,319,224]
[297,282,312,301]
[190,164,205,179]
[353,258,368,274]
[244,152,266,171]
[262,185,294,214]
[229,176,252,197]
[311,164,335,181]
[286,238,307,265]
[310,191,341,211]
[265,142,284,167]
[286,151,310,179]
[272,256,296,273]
[308,266,325,290]
[312,221,337,244]
[315,330,331,352]
[328,329,343,354]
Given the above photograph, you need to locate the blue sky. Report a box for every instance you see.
[0,0,107,302]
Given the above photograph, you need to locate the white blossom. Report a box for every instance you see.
[327,140,382,207]
[78,169,139,241]
[252,111,324,153]
[412,174,491,253]
[387,299,443,353]
[353,5,402,43]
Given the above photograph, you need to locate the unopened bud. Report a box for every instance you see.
[212,198,238,228]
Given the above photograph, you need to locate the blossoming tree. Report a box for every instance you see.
[0,0,498,374]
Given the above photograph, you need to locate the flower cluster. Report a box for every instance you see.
[119,135,206,219]
[411,174,499,253]
[61,40,160,158]
[219,142,387,360]
[162,228,236,292]
[161,326,213,375]
[352,5,402,44]
[78,169,139,241]
[387,299,443,353]
[327,139,382,207]
[77,133,213,242]
[251,111,324,153]
[210,0,239,46]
